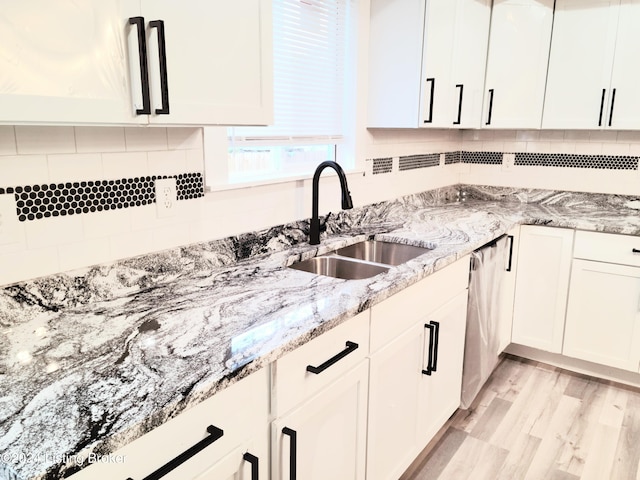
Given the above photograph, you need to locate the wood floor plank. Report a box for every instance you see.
[470,397,512,441]
[611,389,640,480]
[523,394,582,480]
[599,384,628,428]
[407,428,467,480]
[436,433,508,480]
[580,424,619,480]
[494,433,541,480]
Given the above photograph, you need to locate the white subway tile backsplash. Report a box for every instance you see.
[102,152,149,179]
[515,130,540,142]
[109,229,155,260]
[25,215,83,250]
[124,127,168,152]
[82,209,132,239]
[563,130,591,142]
[538,130,566,142]
[15,126,76,154]
[0,155,49,186]
[48,153,103,183]
[0,246,59,286]
[147,150,187,175]
[75,127,126,153]
[185,148,205,171]
[167,127,203,150]
[58,237,111,272]
[589,130,618,143]
[575,142,603,155]
[0,126,17,155]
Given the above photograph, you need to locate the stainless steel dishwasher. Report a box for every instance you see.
[461,234,511,409]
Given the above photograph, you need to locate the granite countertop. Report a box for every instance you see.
[2,185,640,480]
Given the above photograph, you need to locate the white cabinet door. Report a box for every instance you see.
[542,0,620,129]
[367,0,490,128]
[272,361,368,480]
[418,291,468,446]
[367,324,424,480]
[498,227,520,353]
[563,260,640,372]
[482,0,554,129]
[0,0,146,125]
[141,0,273,126]
[605,0,640,129]
[448,0,492,128]
[511,226,574,353]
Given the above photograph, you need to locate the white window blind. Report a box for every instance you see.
[226,0,352,184]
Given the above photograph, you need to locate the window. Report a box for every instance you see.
[206,0,355,188]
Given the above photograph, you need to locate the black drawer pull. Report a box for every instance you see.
[485,88,494,125]
[125,425,223,480]
[506,235,515,272]
[128,16,151,115]
[633,248,640,254]
[306,341,359,374]
[424,78,435,123]
[243,452,259,480]
[282,427,297,480]
[453,84,464,125]
[422,321,440,376]
[149,19,170,115]
[598,88,606,127]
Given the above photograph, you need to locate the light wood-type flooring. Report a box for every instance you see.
[401,354,640,480]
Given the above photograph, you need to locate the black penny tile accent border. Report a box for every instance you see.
[445,151,461,164]
[0,172,204,222]
[399,153,440,171]
[514,152,639,170]
[461,151,504,165]
[369,157,393,175]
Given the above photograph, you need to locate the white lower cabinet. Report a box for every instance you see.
[272,361,369,480]
[511,226,574,353]
[367,256,470,480]
[271,311,370,480]
[563,231,640,372]
[498,227,520,353]
[418,291,468,446]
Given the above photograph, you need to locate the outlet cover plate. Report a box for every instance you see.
[0,194,21,245]
[155,178,177,218]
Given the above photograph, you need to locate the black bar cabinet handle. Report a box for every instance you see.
[128,16,151,115]
[632,248,640,254]
[424,78,435,123]
[243,452,259,480]
[282,427,297,480]
[608,88,616,127]
[485,89,494,125]
[149,19,170,115]
[422,322,436,376]
[430,321,440,372]
[506,235,514,272]
[125,425,223,480]
[598,88,606,127]
[306,341,358,374]
[453,84,464,125]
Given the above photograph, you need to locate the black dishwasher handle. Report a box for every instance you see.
[306,341,359,374]
[125,425,223,480]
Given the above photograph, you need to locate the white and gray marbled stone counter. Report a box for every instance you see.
[2,185,640,480]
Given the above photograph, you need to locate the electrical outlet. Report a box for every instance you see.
[502,153,515,172]
[0,194,21,245]
[155,178,177,218]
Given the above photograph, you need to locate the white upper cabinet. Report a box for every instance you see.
[543,0,640,130]
[141,0,273,126]
[0,0,273,126]
[367,0,491,128]
[0,0,146,125]
[482,0,554,129]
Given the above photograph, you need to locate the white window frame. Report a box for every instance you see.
[204,0,358,191]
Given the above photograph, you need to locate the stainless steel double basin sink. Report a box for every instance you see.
[289,240,433,280]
